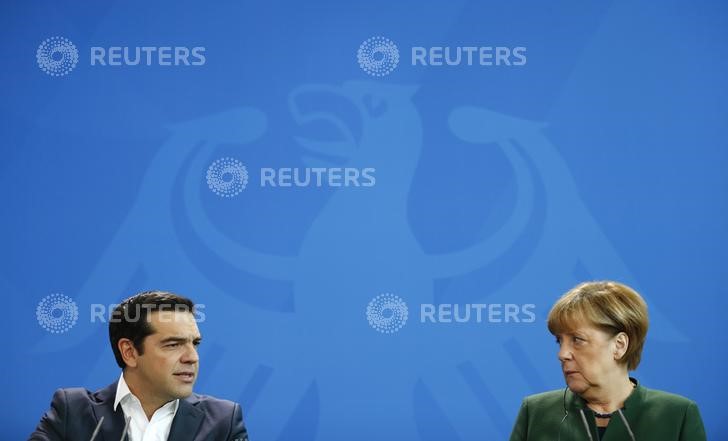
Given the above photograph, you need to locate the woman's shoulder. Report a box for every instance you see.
[638,384,699,409]
[631,383,706,437]
[521,388,568,407]
[520,383,701,413]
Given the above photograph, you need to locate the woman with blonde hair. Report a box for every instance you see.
[509,281,705,441]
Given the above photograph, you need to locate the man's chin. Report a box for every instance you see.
[170,384,195,399]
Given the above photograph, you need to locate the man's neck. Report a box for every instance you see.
[122,370,168,420]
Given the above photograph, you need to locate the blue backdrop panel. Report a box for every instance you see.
[2,0,727,439]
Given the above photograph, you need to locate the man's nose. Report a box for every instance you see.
[181,344,199,364]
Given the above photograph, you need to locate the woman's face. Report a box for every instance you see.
[555,323,625,395]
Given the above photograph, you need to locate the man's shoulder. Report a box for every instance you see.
[50,383,116,406]
[178,393,247,439]
[185,392,240,412]
[55,385,241,411]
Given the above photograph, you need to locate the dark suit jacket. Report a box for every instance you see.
[28,382,248,441]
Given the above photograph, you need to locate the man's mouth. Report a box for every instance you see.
[173,372,195,383]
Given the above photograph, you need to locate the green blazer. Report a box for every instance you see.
[509,379,706,441]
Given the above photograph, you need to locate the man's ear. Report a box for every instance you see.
[118,338,140,368]
[613,332,629,361]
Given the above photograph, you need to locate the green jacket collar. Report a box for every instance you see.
[564,377,642,441]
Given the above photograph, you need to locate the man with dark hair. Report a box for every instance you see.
[29,290,249,441]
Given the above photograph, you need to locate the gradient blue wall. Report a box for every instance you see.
[2,0,727,439]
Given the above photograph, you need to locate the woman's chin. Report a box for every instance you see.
[566,377,588,394]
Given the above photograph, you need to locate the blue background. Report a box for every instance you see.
[2,0,727,439]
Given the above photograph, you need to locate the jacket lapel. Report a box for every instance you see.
[566,378,643,441]
[90,381,127,441]
[602,381,643,441]
[168,396,204,441]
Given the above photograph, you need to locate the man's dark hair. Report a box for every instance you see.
[109,290,195,369]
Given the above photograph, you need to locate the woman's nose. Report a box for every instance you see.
[558,343,572,361]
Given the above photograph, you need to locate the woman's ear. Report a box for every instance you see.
[613,332,629,361]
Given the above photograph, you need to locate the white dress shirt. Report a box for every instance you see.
[113,372,180,441]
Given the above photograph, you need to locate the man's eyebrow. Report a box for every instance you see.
[159,336,202,344]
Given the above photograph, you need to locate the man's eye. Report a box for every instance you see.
[166,343,179,348]
[193,341,201,347]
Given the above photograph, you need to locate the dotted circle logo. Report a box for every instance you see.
[357,36,399,77]
[36,37,79,77]
[36,293,79,334]
[366,293,408,334]
[206,157,249,197]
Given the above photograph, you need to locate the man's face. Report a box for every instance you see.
[133,310,201,403]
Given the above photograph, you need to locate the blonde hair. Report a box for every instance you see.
[547,281,649,370]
